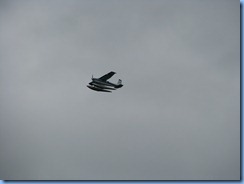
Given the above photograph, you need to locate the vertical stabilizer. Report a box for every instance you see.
[115,79,123,88]
[117,79,122,85]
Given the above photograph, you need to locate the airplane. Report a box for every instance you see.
[87,71,123,92]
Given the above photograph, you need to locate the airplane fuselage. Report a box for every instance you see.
[91,82,116,90]
[91,78,123,88]
[91,78,117,87]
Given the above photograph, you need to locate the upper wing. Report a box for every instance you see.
[99,71,116,81]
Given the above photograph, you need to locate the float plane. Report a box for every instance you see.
[87,71,123,92]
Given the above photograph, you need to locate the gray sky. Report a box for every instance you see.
[0,0,240,180]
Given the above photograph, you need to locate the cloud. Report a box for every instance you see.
[0,0,240,180]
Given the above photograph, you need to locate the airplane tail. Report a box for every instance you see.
[115,79,123,88]
[117,79,122,85]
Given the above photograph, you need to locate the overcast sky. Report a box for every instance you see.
[0,0,240,180]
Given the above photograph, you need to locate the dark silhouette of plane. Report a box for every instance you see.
[87,71,123,92]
